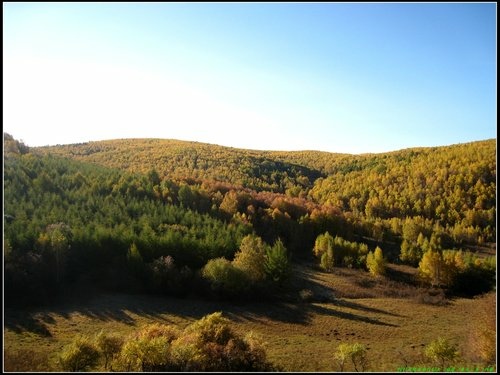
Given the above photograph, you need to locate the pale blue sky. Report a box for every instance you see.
[3,2,497,153]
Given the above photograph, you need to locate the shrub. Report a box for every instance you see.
[58,335,100,372]
[115,323,179,371]
[171,312,273,371]
[202,257,249,297]
[95,330,124,370]
[334,342,367,372]
[118,335,170,371]
[424,337,458,368]
[184,312,233,345]
[298,288,314,302]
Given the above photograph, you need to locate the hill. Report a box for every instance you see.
[4,134,496,301]
[3,134,497,371]
[35,137,496,247]
[35,138,329,193]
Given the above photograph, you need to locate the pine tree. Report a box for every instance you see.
[264,239,290,284]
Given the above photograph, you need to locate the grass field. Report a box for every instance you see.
[4,264,496,372]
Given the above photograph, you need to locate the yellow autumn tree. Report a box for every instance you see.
[418,249,443,287]
[366,246,386,276]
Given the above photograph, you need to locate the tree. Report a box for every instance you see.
[147,168,161,186]
[366,246,386,276]
[313,231,334,258]
[313,232,335,272]
[177,184,195,209]
[424,337,458,368]
[219,190,240,216]
[233,235,267,283]
[264,238,290,284]
[418,249,443,287]
[320,248,334,272]
[399,239,423,266]
[127,243,144,270]
[38,223,72,284]
[148,256,192,296]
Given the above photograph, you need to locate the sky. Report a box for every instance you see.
[3,2,497,154]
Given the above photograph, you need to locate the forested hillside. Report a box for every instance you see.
[36,137,496,247]
[3,134,496,306]
[36,139,326,194]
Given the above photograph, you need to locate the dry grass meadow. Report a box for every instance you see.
[4,263,496,372]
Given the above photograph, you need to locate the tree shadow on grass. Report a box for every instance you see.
[5,262,403,337]
[332,299,404,318]
[4,309,53,337]
[4,292,400,337]
[307,303,399,327]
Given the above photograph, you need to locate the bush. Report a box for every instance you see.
[58,335,100,371]
[334,342,367,372]
[61,313,273,372]
[118,335,170,371]
[115,323,179,371]
[172,312,273,371]
[95,330,124,370]
[423,337,458,368]
[202,257,249,297]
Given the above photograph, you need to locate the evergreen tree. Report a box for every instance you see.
[264,238,290,284]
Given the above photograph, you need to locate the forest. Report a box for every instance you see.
[3,133,496,371]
